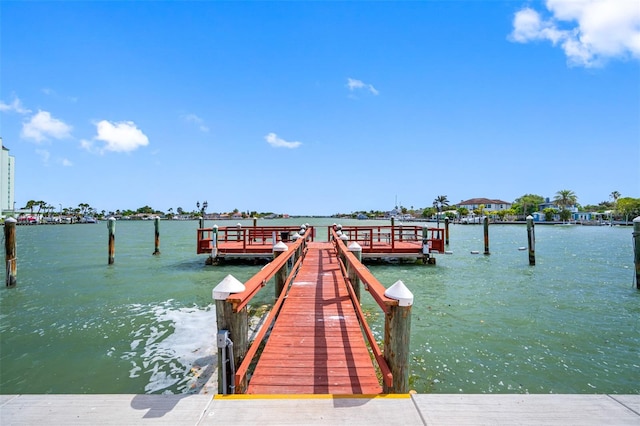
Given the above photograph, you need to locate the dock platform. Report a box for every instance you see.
[2,393,639,425]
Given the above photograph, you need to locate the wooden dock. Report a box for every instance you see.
[247,242,382,394]
[197,223,445,263]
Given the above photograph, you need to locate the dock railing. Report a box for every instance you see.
[212,230,312,394]
[328,224,445,254]
[198,225,315,254]
[331,227,413,393]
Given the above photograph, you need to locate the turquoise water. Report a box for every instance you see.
[1,218,638,395]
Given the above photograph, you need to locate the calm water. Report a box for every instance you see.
[0,218,638,395]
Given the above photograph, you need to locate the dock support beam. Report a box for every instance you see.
[213,275,248,394]
[634,217,640,289]
[4,217,17,287]
[527,215,535,266]
[383,280,413,393]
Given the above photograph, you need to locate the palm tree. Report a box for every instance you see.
[553,190,577,222]
[433,195,449,226]
[554,190,577,209]
[610,191,621,213]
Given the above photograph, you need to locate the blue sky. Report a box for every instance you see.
[1,0,639,216]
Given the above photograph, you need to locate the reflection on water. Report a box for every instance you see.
[1,219,638,394]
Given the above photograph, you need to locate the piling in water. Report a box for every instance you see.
[445,217,450,245]
[527,215,536,266]
[153,217,161,255]
[634,217,640,289]
[483,216,490,255]
[108,217,116,265]
[4,217,17,287]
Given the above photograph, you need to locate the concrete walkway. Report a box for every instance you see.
[2,393,639,425]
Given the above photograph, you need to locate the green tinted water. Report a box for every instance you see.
[1,219,638,394]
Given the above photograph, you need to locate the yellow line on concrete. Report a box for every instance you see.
[214,393,412,400]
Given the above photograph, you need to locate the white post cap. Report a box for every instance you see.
[291,232,301,240]
[526,215,533,220]
[237,223,242,227]
[212,274,246,300]
[273,241,289,252]
[348,242,362,252]
[5,217,16,223]
[634,216,640,223]
[384,280,414,307]
[213,224,218,229]
[340,234,348,242]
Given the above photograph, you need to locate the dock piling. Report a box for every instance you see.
[153,216,160,255]
[633,217,640,289]
[383,280,413,393]
[527,215,535,266]
[108,217,116,265]
[273,242,289,296]
[347,242,362,302]
[483,216,490,255]
[445,217,450,245]
[4,217,17,287]
[213,275,248,394]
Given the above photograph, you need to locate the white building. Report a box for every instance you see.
[457,198,512,211]
[1,137,16,218]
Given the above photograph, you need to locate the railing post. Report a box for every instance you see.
[483,216,490,255]
[213,275,248,394]
[273,242,289,297]
[527,215,535,266]
[347,242,362,302]
[633,216,640,289]
[383,280,413,393]
[153,216,161,255]
[4,217,17,287]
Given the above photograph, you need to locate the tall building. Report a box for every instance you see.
[0,137,16,217]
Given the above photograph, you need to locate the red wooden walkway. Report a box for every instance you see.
[247,242,382,394]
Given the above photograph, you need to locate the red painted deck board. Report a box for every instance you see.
[247,242,382,395]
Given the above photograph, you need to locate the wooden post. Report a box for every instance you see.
[483,216,490,255]
[213,275,247,394]
[153,216,161,255]
[383,280,413,393]
[527,215,535,266]
[444,216,450,245]
[4,217,17,287]
[273,242,289,297]
[391,217,395,250]
[199,216,204,229]
[633,216,640,289]
[107,217,116,265]
[347,242,362,302]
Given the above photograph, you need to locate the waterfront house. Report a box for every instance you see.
[457,198,512,212]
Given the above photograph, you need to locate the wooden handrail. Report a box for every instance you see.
[226,232,312,312]
[334,247,393,388]
[234,246,307,389]
[330,228,398,313]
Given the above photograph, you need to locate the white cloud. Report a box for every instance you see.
[347,78,379,95]
[61,158,73,167]
[510,0,640,67]
[264,132,302,149]
[182,113,209,132]
[89,120,149,153]
[0,97,31,114]
[21,110,73,142]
